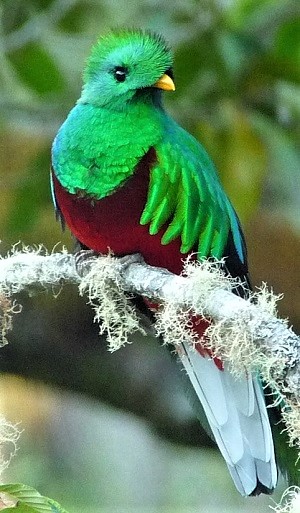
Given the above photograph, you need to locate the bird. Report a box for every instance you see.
[50,29,296,496]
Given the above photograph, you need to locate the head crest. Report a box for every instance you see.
[84,29,173,84]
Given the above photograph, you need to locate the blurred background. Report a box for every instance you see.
[0,0,299,511]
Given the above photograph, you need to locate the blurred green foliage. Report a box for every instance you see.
[1,0,299,239]
[8,42,65,95]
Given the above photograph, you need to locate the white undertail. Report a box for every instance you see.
[180,341,277,496]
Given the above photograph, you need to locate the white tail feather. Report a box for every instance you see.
[180,341,277,496]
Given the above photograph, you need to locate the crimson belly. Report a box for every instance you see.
[52,165,185,276]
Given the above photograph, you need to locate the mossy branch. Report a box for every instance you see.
[1,246,300,452]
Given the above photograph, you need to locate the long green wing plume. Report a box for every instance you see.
[140,124,245,263]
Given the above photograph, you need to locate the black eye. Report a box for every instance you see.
[114,66,127,82]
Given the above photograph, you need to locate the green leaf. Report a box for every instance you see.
[30,0,55,8]
[216,30,259,80]
[249,112,300,230]
[174,32,228,95]
[8,42,65,95]
[275,18,300,63]
[1,1,29,35]
[0,483,69,512]
[226,0,292,31]
[57,3,95,33]
[197,102,267,223]
[220,103,267,222]
[272,18,300,83]
[6,149,52,236]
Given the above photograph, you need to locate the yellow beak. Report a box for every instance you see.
[153,73,175,91]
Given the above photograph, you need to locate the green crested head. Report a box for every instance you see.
[79,29,174,110]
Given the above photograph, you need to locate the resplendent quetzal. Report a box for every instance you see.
[51,29,295,496]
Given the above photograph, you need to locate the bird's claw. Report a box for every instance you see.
[75,251,143,277]
[75,249,99,276]
[116,253,144,270]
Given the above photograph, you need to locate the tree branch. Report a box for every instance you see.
[1,247,300,448]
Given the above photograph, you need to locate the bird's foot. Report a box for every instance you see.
[116,253,145,271]
[75,251,143,277]
[75,249,99,276]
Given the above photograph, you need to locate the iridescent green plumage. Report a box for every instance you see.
[140,117,242,259]
[53,29,244,262]
[53,101,163,198]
